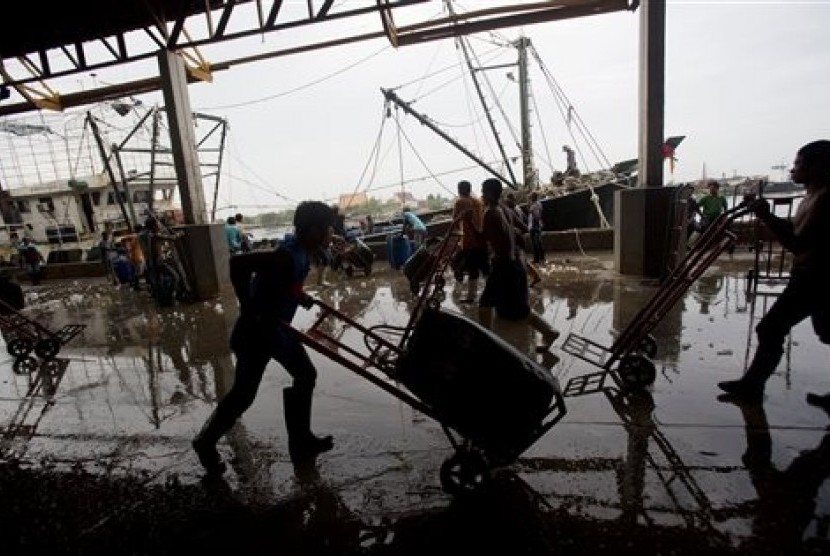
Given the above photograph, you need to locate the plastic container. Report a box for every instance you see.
[387,234,411,270]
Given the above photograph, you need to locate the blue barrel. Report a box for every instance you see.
[387,234,411,270]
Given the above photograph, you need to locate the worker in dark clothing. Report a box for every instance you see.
[193,201,335,475]
[718,140,830,403]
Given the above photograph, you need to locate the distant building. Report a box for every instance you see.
[393,191,418,207]
[338,192,368,210]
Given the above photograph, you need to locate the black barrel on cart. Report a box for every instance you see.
[343,238,374,276]
[396,307,560,460]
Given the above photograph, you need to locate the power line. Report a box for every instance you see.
[198,44,391,111]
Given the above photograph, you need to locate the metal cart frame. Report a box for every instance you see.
[562,201,752,394]
[0,298,85,373]
[290,216,568,495]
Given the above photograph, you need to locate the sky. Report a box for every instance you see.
[2,0,829,219]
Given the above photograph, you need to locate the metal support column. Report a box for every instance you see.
[637,0,665,189]
[158,50,207,225]
[157,50,228,300]
[615,0,670,277]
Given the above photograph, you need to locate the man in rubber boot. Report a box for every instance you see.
[193,201,335,476]
[718,140,830,404]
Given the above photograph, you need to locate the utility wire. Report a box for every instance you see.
[199,44,391,111]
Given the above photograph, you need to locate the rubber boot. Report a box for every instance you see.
[717,343,782,403]
[284,387,333,464]
[192,411,229,476]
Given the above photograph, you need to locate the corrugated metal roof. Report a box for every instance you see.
[0,0,226,59]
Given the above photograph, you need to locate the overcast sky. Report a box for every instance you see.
[4,1,829,218]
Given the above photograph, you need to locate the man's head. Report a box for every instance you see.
[481,178,503,205]
[234,213,243,223]
[530,192,539,202]
[504,192,516,207]
[707,180,720,195]
[793,140,830,187]
[226,216,236,225]
[457,180,472,197]
[294,201,334,251]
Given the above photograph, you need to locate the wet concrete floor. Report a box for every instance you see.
[1,250,829,555]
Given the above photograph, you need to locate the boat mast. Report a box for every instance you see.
[444,0,518,188]
[381,88,515,189]
[516,36,536,190]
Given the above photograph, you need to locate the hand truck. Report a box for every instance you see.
[289,216,568,496]
[561,200,753,394]
[0,298,86,375]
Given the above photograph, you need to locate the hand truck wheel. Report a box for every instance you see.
[617,354,657,390]
[13,356,39,375]
[40,358,63,377]
[7,338,34,358]
[439,449,490,496]
[635,334,658,359]
[35,338,61,360]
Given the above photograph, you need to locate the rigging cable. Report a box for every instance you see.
[530,82,554,174]
[360,159,506,195]
[457,34,517,186]
[470,38,521,152]
[225,130,298,205]
[392,44,500,91]
[340,101,388,212]
[526,48,611,227]
[393,118,456,197]
[459,42,489,163]
[530,44,613,171]
[395,105,405,207]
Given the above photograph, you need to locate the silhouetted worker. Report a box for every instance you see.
[503,192,541,287]
[563,145,579,177]
[18,238,44,285]
[235,212,252,252]
[726,401,830,554]
[528,192,546,264]
[696,180,728,233]
[478,178,559,352]
[225,216,242,255]
[193,201,335,475]
[451,180,489,302]
[402,207,427,248]
[718,140,830,402]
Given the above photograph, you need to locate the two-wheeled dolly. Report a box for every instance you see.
[290,216,568,496]
[0,298,86,375]
[562,200,752,395]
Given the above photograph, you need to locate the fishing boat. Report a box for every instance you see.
[351,20,678,239]
[0,101,228,261]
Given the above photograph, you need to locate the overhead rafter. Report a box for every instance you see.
[0,0,637,117]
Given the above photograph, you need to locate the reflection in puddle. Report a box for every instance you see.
[1,263,829,550]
